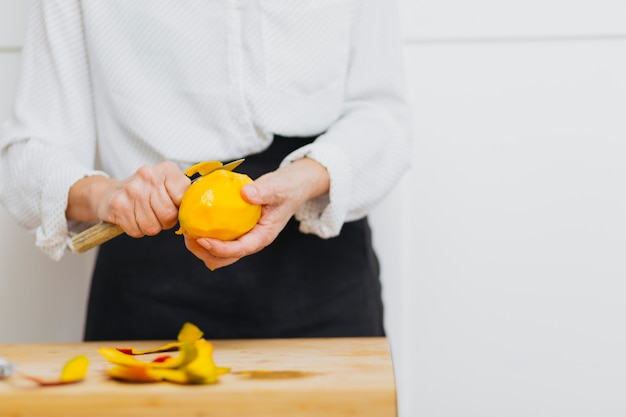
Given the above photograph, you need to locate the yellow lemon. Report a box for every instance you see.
[176,170,261,240]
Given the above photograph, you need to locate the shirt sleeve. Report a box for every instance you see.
[281,0,412,238]
[0,1,104,261]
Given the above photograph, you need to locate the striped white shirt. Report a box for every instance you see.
[0,0,411,261]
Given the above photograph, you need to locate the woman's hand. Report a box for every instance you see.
[66,161,190,237]
[184,158,330,270]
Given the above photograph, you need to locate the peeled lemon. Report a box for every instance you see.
[176,170,261,240]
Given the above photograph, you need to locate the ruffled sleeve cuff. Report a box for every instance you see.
[36,164,107,261]
[280,139,355,239]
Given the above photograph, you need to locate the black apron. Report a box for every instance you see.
[84,136,384,341]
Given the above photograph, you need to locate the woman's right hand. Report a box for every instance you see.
[66,161,190,237]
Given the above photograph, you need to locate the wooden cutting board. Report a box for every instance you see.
[0,337,396,417]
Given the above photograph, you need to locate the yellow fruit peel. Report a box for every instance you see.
[184,161,223,178]
[115,341,181,356]
[185,339,221,384]
[59,354,90,383]
[178,321,204,342]
[115,322,204,355]
[99,322,228,385]
[20,354,89,386]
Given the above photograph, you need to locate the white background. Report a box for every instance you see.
[2,1,626,416]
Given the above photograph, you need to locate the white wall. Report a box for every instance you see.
[2,1,626,417]
[393,1,626,417]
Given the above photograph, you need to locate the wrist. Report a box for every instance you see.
[287,157,330,202]
[66,175,117,222]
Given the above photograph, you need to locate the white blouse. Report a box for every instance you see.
[0,0,411,261]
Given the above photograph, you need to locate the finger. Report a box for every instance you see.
[184,235,240,271]
[242,173,303,218]
[112,174,153,236]
[150,162,189,229]
[240,172,284,205]
[184,235,210,256]
[196,236,251,259]
[133,192,163,236]
[149,187,180,230]
[196,225,272,259]
[117,211,143,238]
[241,183,262,205]
[107,194,144,237]
[205,257,241,270]
[128,163,173,227]
[163,165,191,206]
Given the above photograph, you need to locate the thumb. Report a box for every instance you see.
[242,172,283,205]
[241,182,264,205]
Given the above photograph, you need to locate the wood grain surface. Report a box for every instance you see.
[70,222,124,254]
[0,337,396,417]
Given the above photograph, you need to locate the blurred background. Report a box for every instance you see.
[2,1,626,416]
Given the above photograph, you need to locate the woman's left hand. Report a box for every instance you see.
[183,157,330,270]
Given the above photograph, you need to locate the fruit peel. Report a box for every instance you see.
[99,322,228,385]
[19,354,89,386]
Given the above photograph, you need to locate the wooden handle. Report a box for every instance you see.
[71,222,124,253]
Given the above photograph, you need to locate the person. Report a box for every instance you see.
[0,1,411,341]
